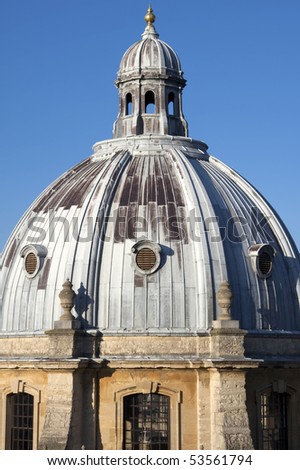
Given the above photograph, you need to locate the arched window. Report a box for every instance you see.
[125,93,133,116]
[145,91,156,114]
[6,393,34,450]
[168,92,175,115]
[259,389,288,449]
[123,393,169,450]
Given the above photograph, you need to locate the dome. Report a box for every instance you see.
[118,27,183,81]
[0,8,299,336]
[1,134,299,335]
[117,8,183,83]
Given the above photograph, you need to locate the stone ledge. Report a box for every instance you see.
[211,320,241,330]
[53,320,81,330]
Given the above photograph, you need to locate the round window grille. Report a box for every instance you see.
[136,247,157,272]
[258,251,272,276]
[25,252,38,275]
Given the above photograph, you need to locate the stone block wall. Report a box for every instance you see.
[0,328,300,449]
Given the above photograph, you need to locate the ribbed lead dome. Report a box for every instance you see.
[1,135,300,335]
[118,30,183,79]
[117,12,183,81]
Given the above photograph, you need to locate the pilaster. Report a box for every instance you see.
[208,281,256,449]
[209,367,254,450]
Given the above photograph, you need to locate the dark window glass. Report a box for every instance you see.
[124,393,169,450]
[8,393,34,450]
[258,251,272,276]
[260,391,288,449]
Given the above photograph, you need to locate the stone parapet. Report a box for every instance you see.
[45,329,98,359]
[99,334,210,357]
[245,332,300,358]
[210,320,246,358]
[1,331,300,361]
[0,335,49,357]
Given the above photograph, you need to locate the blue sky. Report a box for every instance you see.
[0,0,299,251]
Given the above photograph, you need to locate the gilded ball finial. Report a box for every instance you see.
[144,6,156,26]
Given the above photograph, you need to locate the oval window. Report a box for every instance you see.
[25,252,38,276]
[258,251,272,277]
[136,247,157,271]
[248,244,275,279]
[20,244,47,279]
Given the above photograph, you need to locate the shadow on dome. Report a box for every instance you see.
[74,282,94,329]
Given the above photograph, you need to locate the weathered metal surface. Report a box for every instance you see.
[33,160,106,213]
[113,153,187,244]
[32,159,90,213]
[3,238,17,268]
[118,33,182,79]
[37,258,51,290]
[0,135,299,335]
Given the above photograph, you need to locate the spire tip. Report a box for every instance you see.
[144,6,156,26]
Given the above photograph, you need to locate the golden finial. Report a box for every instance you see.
[144,6,156,26]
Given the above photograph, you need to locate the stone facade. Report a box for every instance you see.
[1,320,300,450]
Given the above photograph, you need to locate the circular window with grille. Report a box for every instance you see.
[248,243,275,279]
[25,252,38,275]
[136,247,157,271]
[258,251,272,277]
[132,241,161,275]
[20,245,47,279]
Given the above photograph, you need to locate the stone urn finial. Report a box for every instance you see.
[217,280,233,320]
[59,279,76,321]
